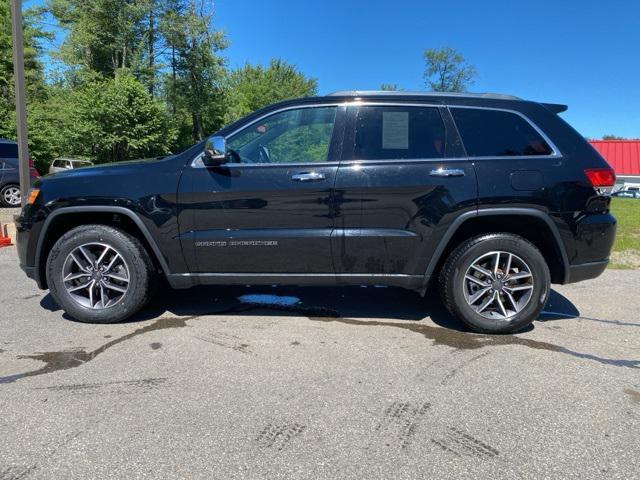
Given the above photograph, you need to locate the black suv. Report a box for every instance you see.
[0,138,39,207]
[15,91,617,333]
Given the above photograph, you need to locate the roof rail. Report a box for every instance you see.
[326,90,522,101]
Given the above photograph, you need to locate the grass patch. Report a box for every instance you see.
[609,198,640,269]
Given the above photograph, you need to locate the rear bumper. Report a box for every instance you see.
[561,212,615,284]
[565,259,608,284]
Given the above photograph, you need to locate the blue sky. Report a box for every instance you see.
[32,0,640,139]
[213,0,640,139]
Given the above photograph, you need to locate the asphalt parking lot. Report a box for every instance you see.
[0,245,639,480]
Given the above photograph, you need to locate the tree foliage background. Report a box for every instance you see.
[423,46,476,93]
[0,0,318,172]
[1,1,486,173]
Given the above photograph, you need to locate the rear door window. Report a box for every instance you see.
[451,108,554,157]
[0,143,18,158]
[349,106,446,160]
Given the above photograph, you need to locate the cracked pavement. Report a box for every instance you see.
[0,246,639,479]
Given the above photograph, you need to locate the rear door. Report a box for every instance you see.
[332,103,477,281]
[449,106,562,208]
[0,143,18,185]
[179,104,345,274]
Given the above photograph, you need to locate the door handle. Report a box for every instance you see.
[429,168,465,177]
[291,172,325,182]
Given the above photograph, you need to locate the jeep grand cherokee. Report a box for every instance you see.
[15,91,617,333]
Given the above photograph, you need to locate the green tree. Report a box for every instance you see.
[423,47,476,92]
[67,74,176,163]
[602,134,625,140]
[224,59,317,124]
[47,0,148,79]
[159,0,227,143]
[380,83,401,91]
[0,1,53,171]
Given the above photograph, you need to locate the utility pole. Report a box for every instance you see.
[10,0,31,207]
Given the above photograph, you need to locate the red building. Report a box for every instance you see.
[589,140,640,184]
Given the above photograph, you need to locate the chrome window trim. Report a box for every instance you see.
[191,101,562,168]
[200,161,342,169]
[448,105,562,159]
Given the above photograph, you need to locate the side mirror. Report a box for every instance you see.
[203,136,227,166]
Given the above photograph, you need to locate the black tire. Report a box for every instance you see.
[0,184,21,207]
[439,233,550,334]
[46,225,155,323]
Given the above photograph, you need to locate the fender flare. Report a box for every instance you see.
[35,206,172,282]
[421,207,570,289]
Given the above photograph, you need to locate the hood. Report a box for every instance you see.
[45,156,169,179]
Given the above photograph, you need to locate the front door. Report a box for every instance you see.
[179,104,344,275]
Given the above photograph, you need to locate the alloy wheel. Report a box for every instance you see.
[62,243,130,309]
[3,186,21,206]
[463,251,534,320]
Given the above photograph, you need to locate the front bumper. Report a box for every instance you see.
[19,263,41,282]
[15,210,46,289]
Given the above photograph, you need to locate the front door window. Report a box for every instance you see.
[226,107,337,164]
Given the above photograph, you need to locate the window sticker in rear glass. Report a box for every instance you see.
[382,111,409,150]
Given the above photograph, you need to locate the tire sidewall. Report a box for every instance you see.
[46,226,150,323]
[447,236,550,334]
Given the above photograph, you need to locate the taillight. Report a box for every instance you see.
[584,168,615,195]
[28,158,39,179]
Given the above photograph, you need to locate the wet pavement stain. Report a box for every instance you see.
[149,342,162,350]
[624,388,640,404]
[199,298,640,370]
[540,311,640,328]
[2,298,639,385]
[0,316,197,385]
[307,316,640,369]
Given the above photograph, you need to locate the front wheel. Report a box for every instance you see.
[439,233,550,334]
[46,225,155,323]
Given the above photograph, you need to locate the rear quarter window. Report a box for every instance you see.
[451,108,554,157]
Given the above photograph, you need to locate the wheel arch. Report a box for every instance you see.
[36,206,171,289]
[422,208,570,292]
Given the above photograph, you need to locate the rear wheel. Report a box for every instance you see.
[0,184,21,207]
[46,225,154,323]
[439,233,550,334]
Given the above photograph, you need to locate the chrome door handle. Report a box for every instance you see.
[291,172,325,182]
[430,168,465,177]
